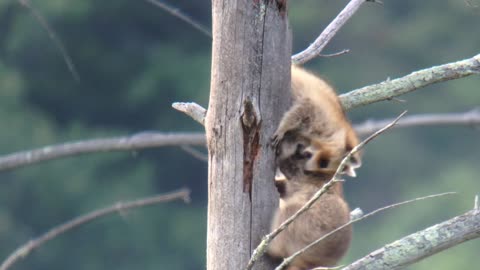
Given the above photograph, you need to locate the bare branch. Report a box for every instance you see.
[354,109,480,136]
[0,132,205,172]
[292,0,370,65]
[340,53,480,110]
[145,0,211,38]
[17,0,79,81]
[0,188,191,270]
[342,207,480,270]
[172,102,207,125]
[246,112,406,270]
[3,109,479,172]
[180,145,208,162]
[276,192,456,270]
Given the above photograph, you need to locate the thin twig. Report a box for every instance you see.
[145,0,211,38]
[0,132,205,172]
[0,188,190,270]
[354,109,480,136]
[342,207,480,270]
[276,192,456,270]
[245,111,407,270]
[319,49,350,58]
[17,0,79,81]
[292,0,370,64]
[340,53,480,111]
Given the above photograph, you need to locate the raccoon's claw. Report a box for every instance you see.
[271,133,283,149]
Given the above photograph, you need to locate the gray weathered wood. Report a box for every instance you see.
[206,0,291,269]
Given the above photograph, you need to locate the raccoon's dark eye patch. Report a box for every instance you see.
[303,151,312,159]
[319,158,329,168]
[295,143,305,154]
[295,143,309,159]
[346,144,353,152]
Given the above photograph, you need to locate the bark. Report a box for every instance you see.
[206,0,291,269]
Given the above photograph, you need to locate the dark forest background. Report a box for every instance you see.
[0,0,479,269]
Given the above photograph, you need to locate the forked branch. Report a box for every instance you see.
[0,188,191,270]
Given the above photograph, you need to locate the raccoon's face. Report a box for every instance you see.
[302,139,344,176]
[303,136,361,177]
[275,132,311,179]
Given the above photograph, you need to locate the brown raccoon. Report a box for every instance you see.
[268,65,361,269]
[272,65,361,178]
[268,170,352,270]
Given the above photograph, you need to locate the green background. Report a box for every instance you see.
[0,0,479,269]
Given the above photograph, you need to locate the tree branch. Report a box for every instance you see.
[144,0,211,38]
[291,0,371,65]
[17,0,79,81]
[180,145,208,162]
[172,102,207,125]
[276,192,456,270]
[0,188,191,270]
[342,207,480,270]
[174,53,480,125]
[245,112,406,270]
[354,109,480,136]
[340,53,480,110]
[2,109,479,172]
[0,132,205,172]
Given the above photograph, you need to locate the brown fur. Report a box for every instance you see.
[268,66,360,269]
[268,172,352,270]
[272,65,361,178]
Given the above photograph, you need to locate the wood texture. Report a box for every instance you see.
[206,0,291,269]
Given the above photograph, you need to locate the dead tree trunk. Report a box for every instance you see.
[205,0,291,269]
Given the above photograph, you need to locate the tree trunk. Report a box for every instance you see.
[206,0,291,269]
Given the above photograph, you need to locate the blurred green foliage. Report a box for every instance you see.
[0,0,478,269]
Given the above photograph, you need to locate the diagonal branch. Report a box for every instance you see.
[340,53,480,110]
[275,192,456,270]
[292,0,372,65]
[245,112,406,270]
[0,188,191,270]
[342,207,480,270]
[0,132,205,172]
